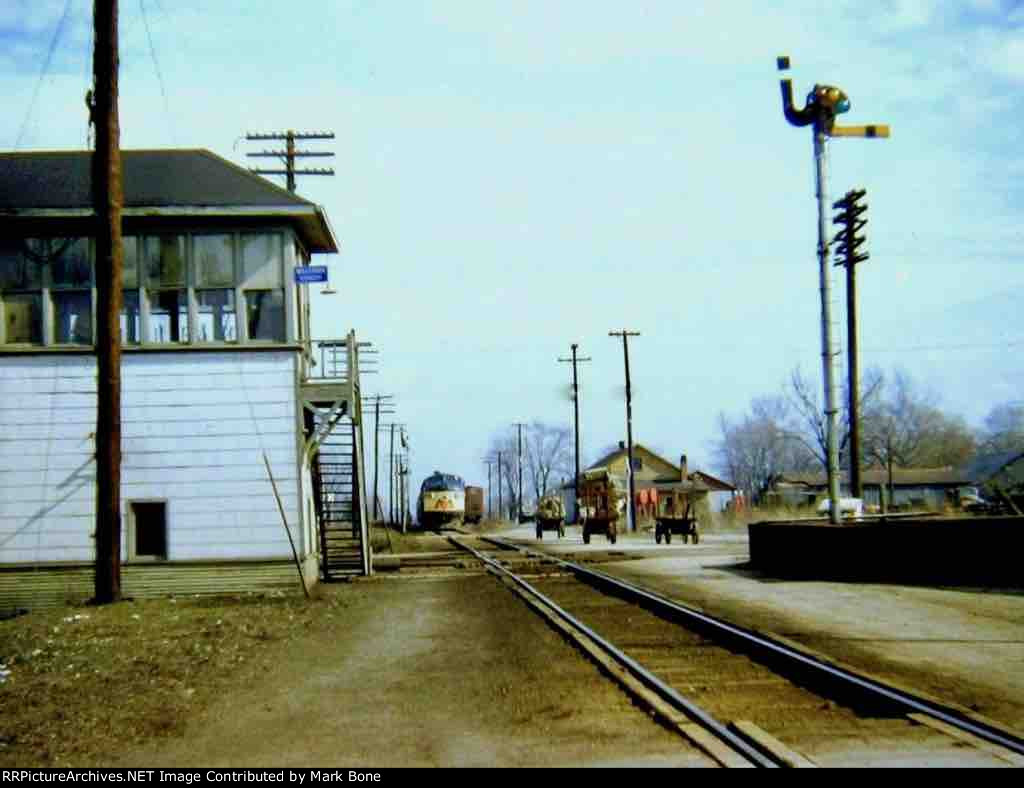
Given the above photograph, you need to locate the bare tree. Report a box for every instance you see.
[981,402,1024,454]
[915,413,977,468]
[860,369,975,507]
[710,396,803,503]
[485,423,572,517]
[524,421,572,501]
[785,364,885,474]
[485,430,521,519]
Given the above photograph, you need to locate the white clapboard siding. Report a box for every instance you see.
[0,393,97,411]
[0,441,95,460]
[150,492,299,515]
[0,351,304,565]
[122,402,294,423]
[0,420,296,440]
[0,500,94,518]
[0,433,296,458]
[2,457,294,486]
[3,529,96,553]
[0,385,296,411]
[2,546,95,563]
[0,355,94,379]
[0,421,96,439]
[0,376,98,395]
[121,420,295,440]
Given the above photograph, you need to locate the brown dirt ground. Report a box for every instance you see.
[1,569,712,768]
[0,589,348,767]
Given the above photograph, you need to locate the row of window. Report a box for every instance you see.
[1,233,294,346]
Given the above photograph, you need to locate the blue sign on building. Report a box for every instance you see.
[294,265,328,284]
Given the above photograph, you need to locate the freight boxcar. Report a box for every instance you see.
[464,485,484,524]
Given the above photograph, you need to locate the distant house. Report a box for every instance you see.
[767,467,973,511]
[0,149,368,613]
[562,442,735,525]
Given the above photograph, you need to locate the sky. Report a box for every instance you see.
[3,0,1023,498]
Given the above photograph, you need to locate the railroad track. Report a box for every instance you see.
[448,533,1024,768]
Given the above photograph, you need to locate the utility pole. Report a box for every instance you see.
[609,330,640,532]
[777,54,889,523]
[395,454,403,528]
[373,397,381,521]
[559,344,591,524]
[833,188,869,500]
[364,393,394,521]
[377,421,403,526]
[389,424,395,525]
[399,426,410,533]
[497,451,504,521]
[482,458,495,518]
[92,0,123,605]
[513,422,526,519]
[245,131,335,193]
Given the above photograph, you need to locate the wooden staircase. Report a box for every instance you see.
[314,418,366,578]
[302,332,372,581]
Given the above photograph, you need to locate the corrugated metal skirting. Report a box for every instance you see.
[0,561,308,615]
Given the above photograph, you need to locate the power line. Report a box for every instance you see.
[15,0,74,150]
[861,339,1024,354]
[138,0,177,145]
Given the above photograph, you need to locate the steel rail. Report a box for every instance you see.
[450,537,778,768]
[483,535,1024,758]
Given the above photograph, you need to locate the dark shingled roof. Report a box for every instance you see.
[958,451,1024,484]
[0,149,312,210]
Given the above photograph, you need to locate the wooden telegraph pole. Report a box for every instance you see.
[483,458,494,517]
[496,451,503,520]
[513,422,526,519]
[245,131,335,193]
[609,330,640,532]
[92,0,123,604]
[833,189,870,499]
[559,344,591,524]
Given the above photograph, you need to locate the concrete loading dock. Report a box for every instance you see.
[748,515,1024,585]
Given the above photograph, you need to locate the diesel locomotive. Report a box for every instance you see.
[417,471,466,530]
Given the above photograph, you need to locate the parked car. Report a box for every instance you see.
[816,497,864,518]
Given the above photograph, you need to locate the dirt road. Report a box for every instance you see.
[112,572,711,768]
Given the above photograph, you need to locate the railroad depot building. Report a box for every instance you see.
[565,442,736,525]
[0,149,368,613]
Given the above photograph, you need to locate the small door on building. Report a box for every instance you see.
[129,501,168,560]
